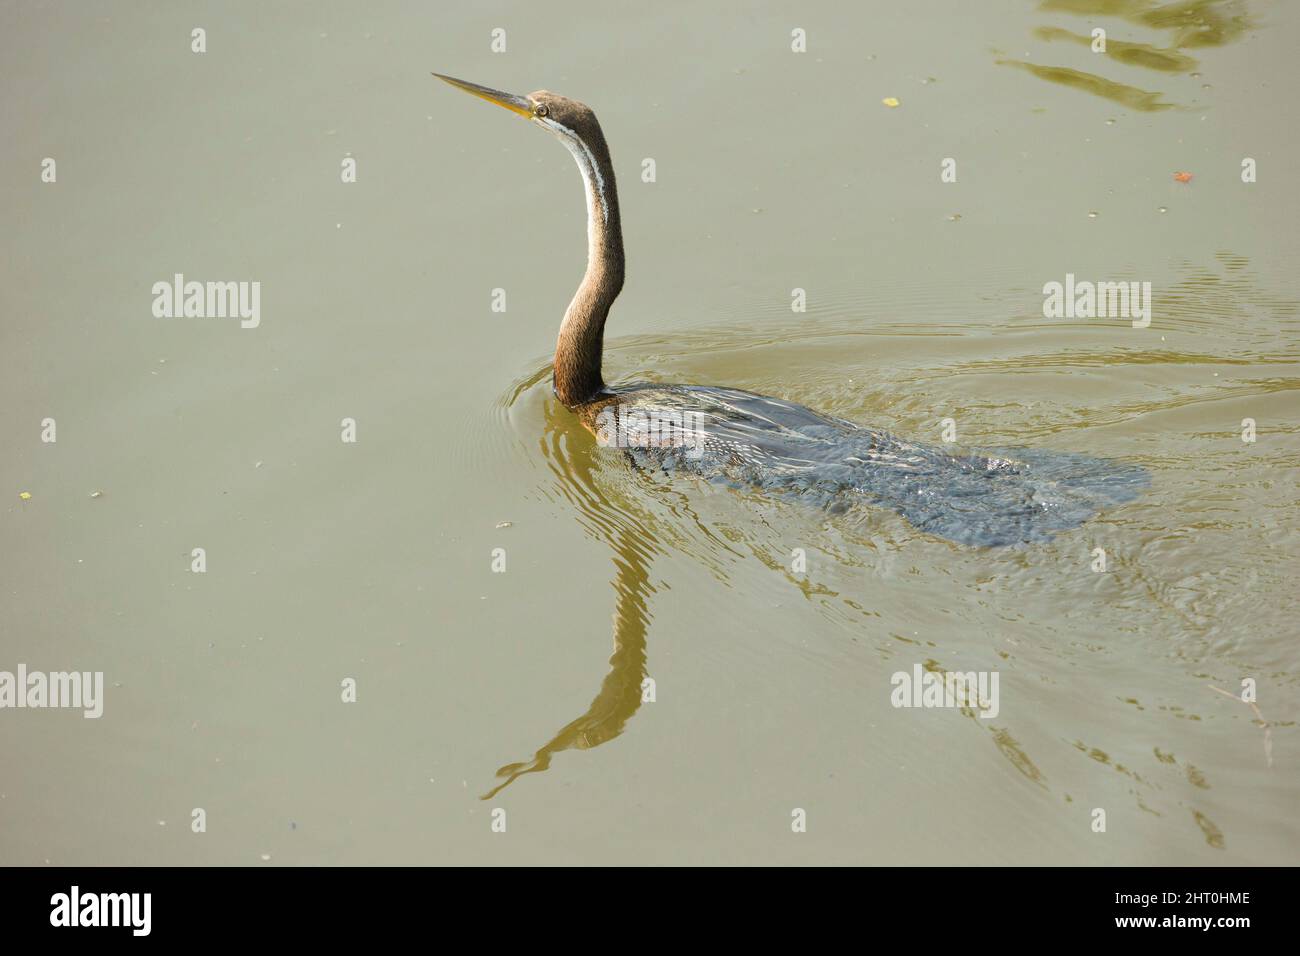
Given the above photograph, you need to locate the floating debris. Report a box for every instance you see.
[90,490,103,499]
[1173,171,1193,183]
[881,97,900,108]
[1087,211,1099,218]
[18,491,32,500]
[495,521,512,529]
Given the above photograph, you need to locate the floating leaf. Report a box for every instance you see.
[881,97,900,107]
[1173,171,1193,183]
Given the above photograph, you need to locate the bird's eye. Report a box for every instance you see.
[534,103,549,118]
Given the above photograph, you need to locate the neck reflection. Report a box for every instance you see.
[481,397,658,800]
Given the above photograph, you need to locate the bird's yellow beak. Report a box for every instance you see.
[433,73,534,119]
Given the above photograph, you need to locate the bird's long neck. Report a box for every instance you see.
[553,123,623,408]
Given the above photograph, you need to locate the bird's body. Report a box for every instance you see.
[583,383,1146,546]
[436,74,1147,546]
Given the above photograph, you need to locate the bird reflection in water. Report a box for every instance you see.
[481,398,656,799]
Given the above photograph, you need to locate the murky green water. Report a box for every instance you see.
[2,1,1296,864]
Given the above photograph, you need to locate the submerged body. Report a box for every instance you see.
[587,384,1148,547]
[436,74,1147,547]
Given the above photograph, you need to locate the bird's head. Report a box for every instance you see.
[433,73,605,156]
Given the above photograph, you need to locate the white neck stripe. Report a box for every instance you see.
[543,117,609,225]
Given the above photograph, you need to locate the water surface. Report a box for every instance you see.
[1,0,1297,865]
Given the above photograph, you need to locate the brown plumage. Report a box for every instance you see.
[432,75,623,409]
[527,90,624,408]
